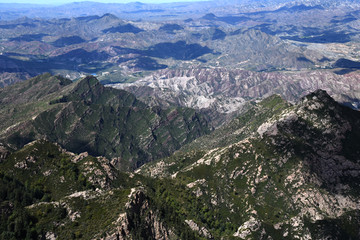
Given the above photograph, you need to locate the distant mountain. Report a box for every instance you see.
[1,1,360,239]
[1,1,359,21]
[111,68,360,126]
[51,36,86,47]
[102,23,144,34]
[1,1,360,88]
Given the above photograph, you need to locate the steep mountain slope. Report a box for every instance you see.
[139,90,360,238]
[0,140,204,239]
[1,90,359,239]
[0,74,211,170]
[0,73,73,135]
[181,94,291,152]
[0,139,118,239]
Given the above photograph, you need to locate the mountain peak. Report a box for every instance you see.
[202,13,217,20]
[300,89,337,110]
[72,75,100,92]
[305,89,333,100]
[101,13,118,20]
[0,73,211,170]
[77,75,99,85]
[63,75,107,105]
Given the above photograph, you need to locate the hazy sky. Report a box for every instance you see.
[0,0,208,4]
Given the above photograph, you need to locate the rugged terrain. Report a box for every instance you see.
[1,0,360,116]
[112,68,360,126]
[1,0,360,239]
[1,89,360,239]
[0,15,321,86]
[139,90,360,239]
[0,140,205,239]
[0,74,211,171]
[1,0,360,91]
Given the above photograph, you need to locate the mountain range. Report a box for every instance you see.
[1,76,360,238]
[1,0,360,91]
[0,74,210,171]
[1,1,360,21]
[111,68,360,127]
[1,0,360,239]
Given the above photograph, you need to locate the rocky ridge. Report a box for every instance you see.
[0,139,211,239]
[139,90,360,239]
[0,87,360,239]
[1,89,360,239]
[103,188,176,240]
[0,74,211,171]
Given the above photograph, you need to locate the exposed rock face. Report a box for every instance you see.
[80,156,116,189]
[0,74,211,171]
[1,88,360,239]
[104,189,175,240]
[111,68,360,126]
[140,90,360,239]
[233,216,262,239]
[277,90,360,189]
[0,145,9,162]
[185,219,213,239]
[45,232,56,240]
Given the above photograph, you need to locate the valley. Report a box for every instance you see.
[0,0,360,239]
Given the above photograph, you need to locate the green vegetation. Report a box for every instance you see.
[1,84,360,239]
[0,173,39,240]
[1,140,95,201]
[0,74,72,136]
[181,94,290,152]
[139,90,360,239]
[0,74,211,171]
[0,140,236,239]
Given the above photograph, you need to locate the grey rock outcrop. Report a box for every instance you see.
[111,68,360,126]
[102,189,175,240]
[0,144,9,162]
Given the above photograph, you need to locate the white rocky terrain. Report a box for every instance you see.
[110,68,360,126]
